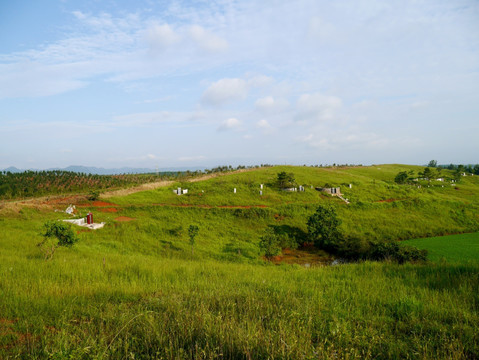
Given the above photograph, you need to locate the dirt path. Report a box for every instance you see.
[100,180,175,198]
[0,168,261,212]
[100,168,259,198]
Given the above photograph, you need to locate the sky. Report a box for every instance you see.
[1,0,478,170]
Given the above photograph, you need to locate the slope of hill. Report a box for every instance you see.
[0,164,478,358]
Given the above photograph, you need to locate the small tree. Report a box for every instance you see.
[422,167,433,180]
[307,205,342,251]
[188,225,199,255]
[38,221,79,260]
[259,228,282,258]
[277,171,295,189]
[427,160,437,168]
[394,171,409,184]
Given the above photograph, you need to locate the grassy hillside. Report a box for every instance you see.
[1,164,478,358]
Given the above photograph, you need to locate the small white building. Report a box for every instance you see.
[173,188,188,195]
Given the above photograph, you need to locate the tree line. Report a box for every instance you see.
[0,170,183,200]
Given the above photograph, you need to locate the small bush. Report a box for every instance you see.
[88,190,100,201]
[259,228,282,258]
[37,221,79,260]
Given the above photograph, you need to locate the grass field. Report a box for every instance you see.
[1,164,478,358]
[404,232,479,263]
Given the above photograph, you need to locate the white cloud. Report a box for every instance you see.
[218,117,241,131]
[202,78,248,105]
[298,130,390,151]
[189,25,228,52]
[296,93,342,122]
[255,96,289,113]
[247,75,274,88]
[256,119,277,135]
[146,24,181,52]
[178,155,206,162]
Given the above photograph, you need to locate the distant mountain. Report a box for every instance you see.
[1,165,205,175]
[55,165,157,175]
[2,166,23,173]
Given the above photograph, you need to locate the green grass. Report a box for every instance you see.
[0,164,478,359]
[1,254,478,359]
[403,232,479,263]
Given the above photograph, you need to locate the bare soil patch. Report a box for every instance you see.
[98,207,118,213]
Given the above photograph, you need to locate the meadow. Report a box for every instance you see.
[0,164,478,359]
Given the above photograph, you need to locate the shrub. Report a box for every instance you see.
[259,228,282,258]
[38,221,79,260]
[366,240,427,264]
[307,205,342,251]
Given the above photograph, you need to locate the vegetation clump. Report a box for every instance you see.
[307,204,427,263]
[276,171,296,189]
[37,221,79,260]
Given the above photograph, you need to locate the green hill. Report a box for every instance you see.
[0,164,478,358]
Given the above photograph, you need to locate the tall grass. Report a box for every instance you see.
[1,255,478,359]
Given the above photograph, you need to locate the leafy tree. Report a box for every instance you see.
[38,221,79,260]
[307,205,342,251]
[394,171,409,184]
[427,160,437,168]
[259,228,282,258]
[422,167,433,180]
[276,171,295,189]
[188,225,199,255]
[88,190,100,201]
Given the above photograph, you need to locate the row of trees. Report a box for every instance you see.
[394,164,474,184]
[0,170,187,200]
[428,160,479,175]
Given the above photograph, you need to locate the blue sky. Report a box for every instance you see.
[1,0,478,169]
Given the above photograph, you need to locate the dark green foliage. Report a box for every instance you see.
[37,221,79,260]
[276,171,295,188]
[258,228,282,257]
[333,237,428,263]
[307,205,427,263]
[42,221,78,247]
[269,225,306,249]
[87,190,100,201]
[422,167,433,180]
[367,240,428,264]
[0,170,188,200]
[307,205,342,251]
[427,160,437,168]
[188,225,199,254]
[394,171,409,184]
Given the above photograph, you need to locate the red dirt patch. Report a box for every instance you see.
[92,200,117,207]
[98,207,118,213]
[77,200,118,208]
[115,216,136,222]
[76,229,91,234]
[274,214,285,221]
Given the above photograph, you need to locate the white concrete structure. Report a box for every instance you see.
[63,218,105,230]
